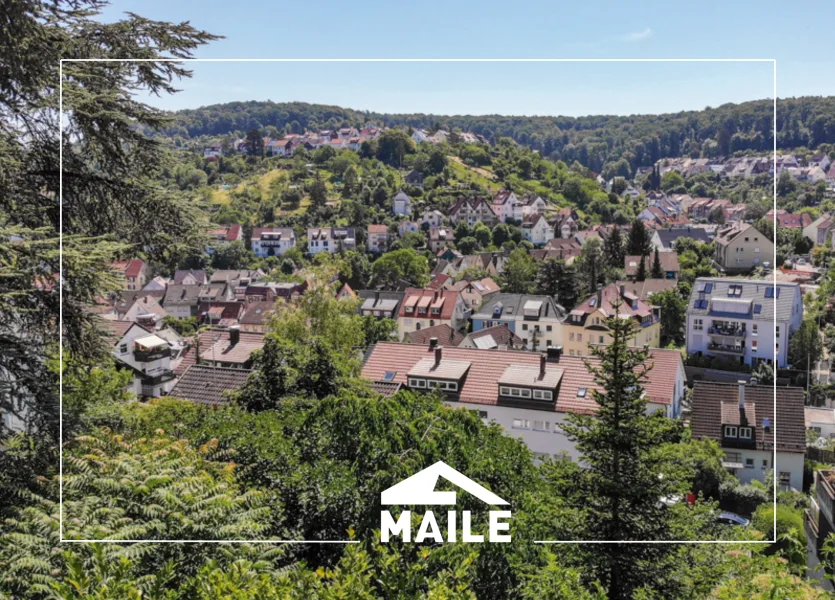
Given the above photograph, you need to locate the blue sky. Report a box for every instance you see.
[98,0,830,116]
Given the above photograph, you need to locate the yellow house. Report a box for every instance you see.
[563,283,661,356]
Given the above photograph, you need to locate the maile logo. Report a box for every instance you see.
[380,461,511,543]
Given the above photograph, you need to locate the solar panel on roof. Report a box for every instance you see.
[705,283,713,293]
[753,304,762,314]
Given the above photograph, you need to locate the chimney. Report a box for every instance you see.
[738,380,748,427]
[620,283,625,298]
[434,346,442,366]
[547,345,562,360]
[429,337,438,349]
[229,324,241,346]
[597,285,603,308]
[540,354,546,378]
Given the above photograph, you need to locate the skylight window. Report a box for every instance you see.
[383,371,397,382]
[577,388,587,398]
[764,287,774,298]
[753,304,762,314]
[705,283,713,293]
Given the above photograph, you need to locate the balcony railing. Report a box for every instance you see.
[707,342,745,355]
[141,370,175,387]
[708,326,746,338]
[134,347,171,362]
[816,471,835,531]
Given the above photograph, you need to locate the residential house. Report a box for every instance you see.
[398,221,420,236]
[521,213,555,247]
[625,279,678,304]
[449,197,498,227]
[174,327,265,376]
[806,407,835,443]
[111,259,147,291]
[428,226,455,253]
[392,190,412,216]
[362,343,686,460]
[690,381,805,490]
[714,223,774,273]
[367,224,390,253]
[109,293,167,325]
[404,323,464,347]
[650,227,712,251]
[397,288,467,339]
[459,325,523,350]
[624,253,680,280]
[239,301,276,333]
[809,153,832,171]
[563,284,661,356]
[804,215,835,246]
[404,169,424,187]
[550,208,579,239]
[197,301,244,328]
[421,210,445,228]
[685,278,803,368]
[434,252,508,279]
[492,190,519,223]
[106,321,178,397]
[206,224,243,254]
[169,365,252,406]
[518,194,548,219]
[471,294,565,351]
[162,284,201,319]
[411,129,430,144]
[767,209,813,230]
[198,281,235,304]
[251,227,296,258]
[307,227,357,255]
[173,270,207,286]
[336,283,357,302]
[357,290,405,319]
[448,277,501,313]
[203,143,222,158]
[534,238,583,261]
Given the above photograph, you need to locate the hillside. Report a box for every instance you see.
[160,97,835,174]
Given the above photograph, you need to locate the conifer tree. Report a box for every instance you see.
[636,254,648,281]
[561,298,684,599]
[651,247,664,279]
[627,218,653,257]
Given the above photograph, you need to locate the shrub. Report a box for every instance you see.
[718,480,769,515]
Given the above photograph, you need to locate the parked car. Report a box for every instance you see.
[715,511,750,527]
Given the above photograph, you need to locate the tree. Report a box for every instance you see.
[376,130,415,166]
[426,147,447,174]
[651,288,686,345]
[627,218,653,256]
[709,204,726,225]
[636,254,647,281]
[309,175,327,208]
[361,315,398,345]
[342,164,359,197]
[457,236,479,254]
[370,249,430,289]
[535,258,580,307]
[500,248,536,294]
[245,127,265,157]
[603,226,625,270]
[660,171,685,192]
[560,300,685,598]
[577,238,605,295]
[650,248,663,279]
[472,222,492,248]
[211,240,253,269]
[789,318,823,370]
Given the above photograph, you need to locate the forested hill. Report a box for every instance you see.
[164,97,835,172]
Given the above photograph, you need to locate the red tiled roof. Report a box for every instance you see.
[368,224,388,234]
[111,259,145,279]
[404,324,464,346]
[398,288,460,321]
[690,382,806,454]
[572,283,655,320]
[175,328,265,376]
[362,342,682,413]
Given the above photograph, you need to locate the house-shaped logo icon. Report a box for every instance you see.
[381,461,508,506]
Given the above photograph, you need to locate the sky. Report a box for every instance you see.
[97,0,831,117]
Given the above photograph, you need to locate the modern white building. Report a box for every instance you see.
[251,227,296,258]
[307,227,357,255]
[685,278,803,368]
[520,213,555,246]
[107,322,183,397]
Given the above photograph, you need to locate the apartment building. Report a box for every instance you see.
[471,293,565,351]
[685,278,803,368]
[251,227,296,258]
[362,343,686,460]
[562,284,661,357]
[397,288,467,339]
[307,227,357,255]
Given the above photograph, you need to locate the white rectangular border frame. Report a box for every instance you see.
[59,57,778,544]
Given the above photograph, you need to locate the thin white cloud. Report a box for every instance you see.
[620,27,653,42]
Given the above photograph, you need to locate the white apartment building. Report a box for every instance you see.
[307,227,357,255]
[251,227,296,258]
[685,278,803,368]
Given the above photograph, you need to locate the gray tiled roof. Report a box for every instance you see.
[654,227,711,248]
[687,277,799,322]
[471,294,565,321]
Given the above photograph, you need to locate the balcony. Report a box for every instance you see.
[708,325,746,339]
[134,346,171,362]
[141,370,175,387]
[707,342,745,355]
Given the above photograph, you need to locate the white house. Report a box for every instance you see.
[412,129,430,144]
[398,221,420,236]
[521,213,555,246]
[807,407,835,442]
[251,227,296,258]
[421,210,445,228]
[685,278,803,368]
[393,190,412,216]
[108,322,182,397]
[492,191,519,223]
[307,227,357,255]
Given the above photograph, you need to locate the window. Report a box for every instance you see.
[533,390,553,400]
[533,420,551,431]
[119,344,128,354]
[776,326,780,338]
[762,459,769,470]
[477,411,488,419]
[751,341,757,352]
[409,378,426,388]
[383,371,397,382]
[752,324,758,335]
[569,350,575,356]
[577,388,587,398]
[546,325,552,332]
[522,324,528,331]
[765,287,774,298]
[724,425,738,438]
[512,419,530,430]
[779,472,791,488]
[745,458,754,469]
[693,319,703,331]
[500,386,511,396]
[569,333,575,341]
[739,427,752,439]
[599,335,604,343]
[577,334,583,342]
